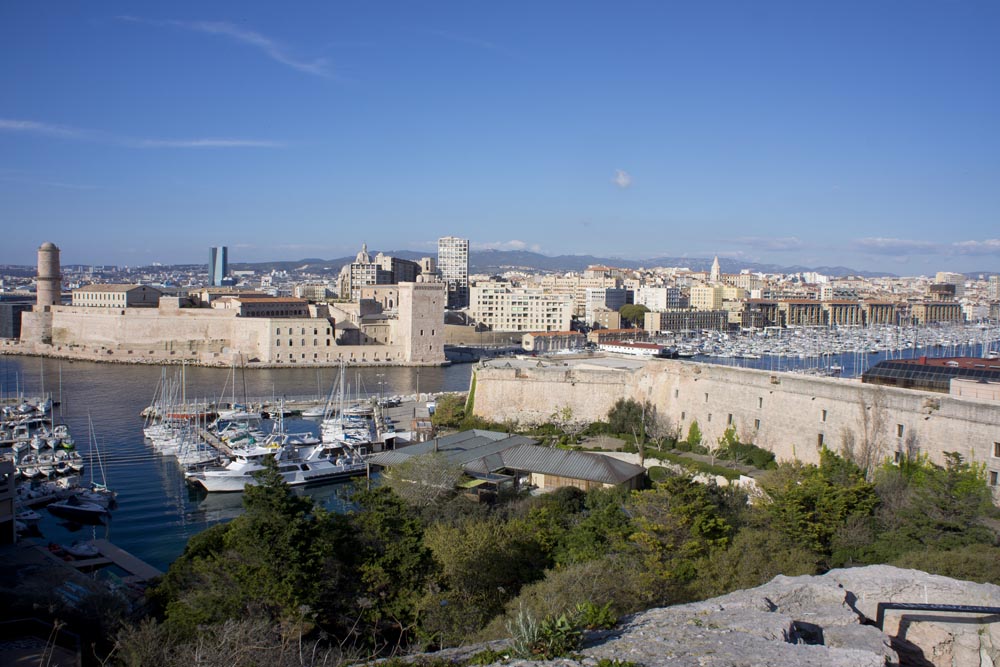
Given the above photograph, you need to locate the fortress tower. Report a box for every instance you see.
[36,242,62,307]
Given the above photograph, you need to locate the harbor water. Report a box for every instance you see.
[4,327,998,572]
[1,358,473,572]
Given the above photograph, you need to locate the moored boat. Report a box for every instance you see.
[47,494,109,522]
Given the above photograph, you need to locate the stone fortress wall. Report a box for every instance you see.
[472,358,1000,490]
[14,282,447,367]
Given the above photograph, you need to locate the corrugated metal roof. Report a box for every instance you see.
[367,430,646,487]
[497,444,645,485]
[366,431,535,468]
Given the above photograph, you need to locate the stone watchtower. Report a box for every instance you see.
[20,241,63,344]
[36,242,62,307]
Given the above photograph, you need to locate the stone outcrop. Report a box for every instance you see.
[406,566,1000,667]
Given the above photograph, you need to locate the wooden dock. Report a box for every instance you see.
[91,539,163,582]
[197,427,234,457]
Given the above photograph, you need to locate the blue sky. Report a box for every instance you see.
[1,1,998,274]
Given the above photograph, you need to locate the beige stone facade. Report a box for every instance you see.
[469,283,573,332]
[18,281,446,367]
[71,284,161,308]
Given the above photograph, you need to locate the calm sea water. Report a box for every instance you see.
[1,358,473,572]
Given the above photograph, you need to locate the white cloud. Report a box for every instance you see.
[856,237,1000,257]
[733,236,804,252]
[612,169,632,189]
[0,117,285,149]
[0,118,89,140]
[856,237,938,254]
[952,239,1000,256]
[125,138,286,149]
[473,240,542,252]
[118,16,331,77]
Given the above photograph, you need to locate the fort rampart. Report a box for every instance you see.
[472,358,1000,484]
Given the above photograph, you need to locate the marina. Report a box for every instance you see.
[1,357,471,572]
[654,321,1000,377]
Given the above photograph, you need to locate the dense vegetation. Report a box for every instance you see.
[89,398,1000,665]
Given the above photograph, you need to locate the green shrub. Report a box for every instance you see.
[647,466,674,483]
[505,605,540,658]
[533,613,581,659]
[716,441,777,470]
[686,420,702,448]
[573,601,618,630]
[890,544,1000,586]
[648,452,740,481]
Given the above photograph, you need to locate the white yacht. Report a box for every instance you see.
[186,442,366,493]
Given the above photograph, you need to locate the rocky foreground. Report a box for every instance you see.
[418,565,1000,667]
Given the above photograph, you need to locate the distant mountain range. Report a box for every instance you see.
[0,252,912,278]
[227,249,894,279]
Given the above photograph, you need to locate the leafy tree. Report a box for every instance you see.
[153,460,354,638]
[553,487,634,567]
[628,477,733,603]
[618,304,650,327]
[431,393,466,428]
[348,485,438,648]
[891,544,1000,586]
[760,448,878,559]
[692,526,820,599]
[686,420,702,450]
[381,452,466,508]
[869,452,994,560]
[607,398,654,439]
[420,517,547,644]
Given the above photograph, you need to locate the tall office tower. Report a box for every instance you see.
[438,236,469,309]
[209,246,228,287]
[989,275,1000,301]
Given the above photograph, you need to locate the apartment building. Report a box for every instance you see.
[469,282,573,332]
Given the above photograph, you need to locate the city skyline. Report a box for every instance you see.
[2,2,998,272]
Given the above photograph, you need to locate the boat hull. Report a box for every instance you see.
[190,460,367,493]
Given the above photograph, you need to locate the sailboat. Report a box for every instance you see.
[77,415,116,508]
[47,418,112,521]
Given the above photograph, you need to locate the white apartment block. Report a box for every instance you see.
[635,286,683,311]
[438,236,469,309]
[470,283,573,332]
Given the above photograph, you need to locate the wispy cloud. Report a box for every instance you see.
[732,236,805,252]
[856,237,1000,257]
[856,237,941,255]
[612,169,632,189]
[473,240,542,253]
[124,137,285,149]
[0,117,285,149]
[951,239,1000,256]
[0,118,90,140]
[117,16,332,77]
